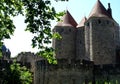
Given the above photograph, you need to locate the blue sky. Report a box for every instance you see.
[4,0,120,57]
[52,0,120,23]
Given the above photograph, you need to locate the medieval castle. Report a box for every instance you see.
[1,0,120,84]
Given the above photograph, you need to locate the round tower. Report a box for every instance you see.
[85,0,119,65]
[76,17,88,60]
[52,10,77,62]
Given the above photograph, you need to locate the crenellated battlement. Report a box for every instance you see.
[35,59,94,72]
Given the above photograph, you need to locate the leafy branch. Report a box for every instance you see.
[0,0,66,63]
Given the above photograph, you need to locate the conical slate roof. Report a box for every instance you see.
[77,17,87,27]
[88,0,111,19]
[56,10,77,27]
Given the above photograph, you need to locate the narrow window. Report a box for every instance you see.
[107,20,109,24]
[69,29,72,32]
[79,40,82,44]
[113,23,114,26]
[59,51,61,54]
[87,22,89,26]
[98,19,101,24]
[97,52,100,54]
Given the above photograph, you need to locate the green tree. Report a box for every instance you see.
[0,0,23,57]
[0,61,32,84]
[0,0,67,83]
[10,62,32,84]
[0,0,66,63]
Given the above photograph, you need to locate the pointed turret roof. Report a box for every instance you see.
[77,17,87,27]
[56,10,77,27]
[88,0,111,19]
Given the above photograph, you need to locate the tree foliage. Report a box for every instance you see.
[10,62,32,84]
[0,0,23,57]
[23,0,57,64]
[0,0,67,83]
[0,0,23,40]
[0,61,32,84]
[0,0,66,62]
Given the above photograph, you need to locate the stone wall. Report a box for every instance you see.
[34,60,93,84]
[94,64,120,84]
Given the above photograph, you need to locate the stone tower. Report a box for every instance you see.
[85,0,119,65]
[52,10,77,62]
[76,17,88,60]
